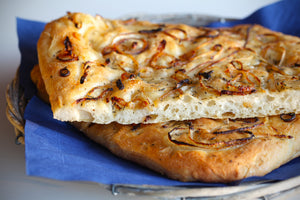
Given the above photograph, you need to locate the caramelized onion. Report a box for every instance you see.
[212,122,262,135]
[102,34,149,71]
[79,60,110,84]
[138,27,163,34]
[198,70,213,80]
[162,27,188,41]
[157,39,167,51]
[131,123,141,131]
[67,13,82,29]
[230,117,259,124]
[176,41,222,68]
[159,88,184,101]
[167,124,255,149]
[105,58,111,64]
[188,47,241,74]
[116,79,124,90]
[168,127,197,147]
[261,45,286,66]
[257,33,279,43]
[105,33,149,56]
[273,134,293,139]
[196,49,261,96]
[144,115,152,123]
[170,70,192,91]
[192,29,220,42]
[211,44,223,51]
[56,36,79,62]
[115,37,149,55]
[80,65,90,84]
[243,25,254,48]
[76,87,113,104]
[190,130,255,148]
[294,63,300,67]
[230,60,244,70]
[280,113,296,122]
[64,36,72,51]
[56,52,79,62]
[175,79,190,89]
[149,39,176,69]
[266,64,286,75]
[111,95,149,109]
[111,96,127,109]
[220,60,260,96]
[59,67,70,77]
[220,88,257,96]
[121,72,136,80]
[131,97,150,108]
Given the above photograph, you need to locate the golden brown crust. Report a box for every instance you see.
[31,64,49,103]
[37,13,300,124]
[73,115,300,182]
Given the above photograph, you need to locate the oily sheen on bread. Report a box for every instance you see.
[31,64,300,183]
[37,12,300,124]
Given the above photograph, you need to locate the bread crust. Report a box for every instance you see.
[73,116,300,182]
[37,12,300,124]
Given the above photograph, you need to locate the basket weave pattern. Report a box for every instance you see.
[6,68,26,144]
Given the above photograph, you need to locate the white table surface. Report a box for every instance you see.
[1,0,299,199]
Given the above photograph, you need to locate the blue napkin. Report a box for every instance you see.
[21,0,300,186]
[208,0,300,38]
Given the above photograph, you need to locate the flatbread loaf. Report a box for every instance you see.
[37,12,300,124]
[31,64,300,182]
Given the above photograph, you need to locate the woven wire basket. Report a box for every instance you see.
[6,67,26,145]
[6,14,300,199]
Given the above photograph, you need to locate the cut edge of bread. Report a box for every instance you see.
[54,89,300,124]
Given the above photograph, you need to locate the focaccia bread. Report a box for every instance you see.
[37,12,300,124]
[73,115,300,182]
[31,64,300,182]
[31,64,49,103]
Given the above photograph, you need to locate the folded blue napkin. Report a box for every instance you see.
[21,0,300,186]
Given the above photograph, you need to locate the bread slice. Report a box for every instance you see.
[37,12,300,124]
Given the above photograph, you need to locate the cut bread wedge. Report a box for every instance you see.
[37,13,300,124]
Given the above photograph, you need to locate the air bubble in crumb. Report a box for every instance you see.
[266,95,275,101]
[222,112,235,118]
[163,104,169,111]
[207,100,216,107]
